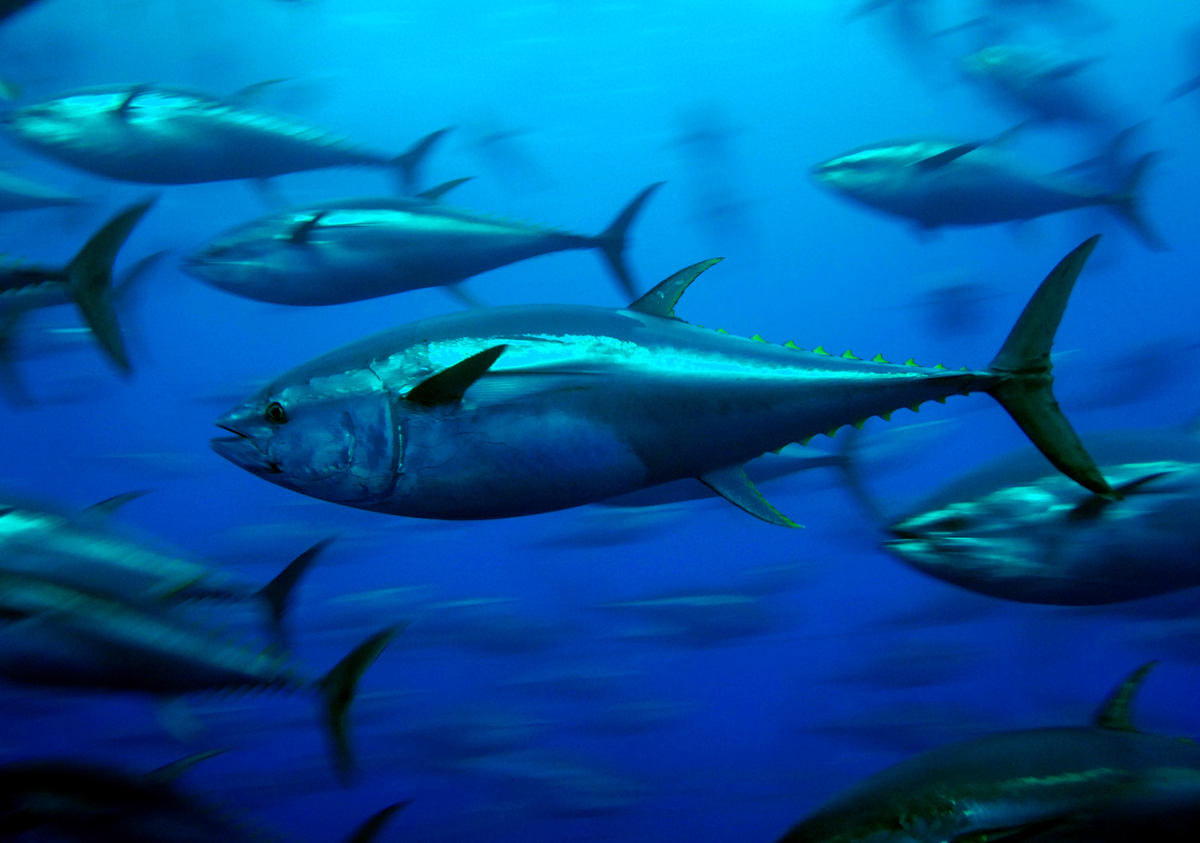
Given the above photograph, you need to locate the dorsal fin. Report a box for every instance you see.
[290,211,327,245]
[144,749,227,785]
[626,258,723,319]
[405,345,506,406]
[83,490,150,519]
[418,177,473,201]
[1093,661,1158,731]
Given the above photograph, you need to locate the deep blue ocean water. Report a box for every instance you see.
[1,1,1199,841]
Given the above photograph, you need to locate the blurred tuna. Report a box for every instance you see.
[182,181,662,304]
[960,44,1117,131]
[813,136,1165,250]
[0,489,326,636]
[0,576,398,783]
[885,424,1200,604]
[773,663,1200,843]
[0,753,410,842]
[599,590,784,647]
[0,170,83,212]
[212,241,1113,527]
[0,200,152,376]
[0,84,449,190]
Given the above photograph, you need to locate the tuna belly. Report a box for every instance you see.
[383,409,649,519]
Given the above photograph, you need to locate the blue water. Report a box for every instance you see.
[1,1,1199,841]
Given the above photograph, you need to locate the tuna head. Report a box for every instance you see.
[1,89,124,157]
[883,467,1196,605]
[212,368,399,506]
[811,143,922,211]
[182,212,322,304]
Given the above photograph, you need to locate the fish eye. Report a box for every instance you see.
[264,401,288,424]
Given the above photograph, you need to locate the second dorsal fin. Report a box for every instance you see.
[627,258,723,319]
[1093,661,1158,731]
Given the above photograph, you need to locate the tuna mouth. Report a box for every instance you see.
[211,430,281,474]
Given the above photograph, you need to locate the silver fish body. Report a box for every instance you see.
[212,244,1112,525]
[779,726,1200,843]
[776,665,1200,843]
[887,428,1200,604]
[1,85,397,184]
[815,138,1111,227]
[184,196,618,306]
[961,44,1115,128]
[0,571,297,693]
[0,492,247,604]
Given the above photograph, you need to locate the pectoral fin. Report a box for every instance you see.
[916,143,980,171]
[405,345,507,407]
[698,464,800,528]
[290,211,327,245]
[83,490,150,519]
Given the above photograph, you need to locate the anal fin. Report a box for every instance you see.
[698,464,800,528]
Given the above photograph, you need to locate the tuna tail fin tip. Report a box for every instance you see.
[1109,152,1168,251]
[317,625,404,786]
[986,236,1112,497]
[258,537,331,650]
[392,127,454,195]
[594,182,665,300]
[65,199,156,375]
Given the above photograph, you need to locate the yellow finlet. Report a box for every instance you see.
[826,425,841,437]
[717,328,728,334]
[904,358,918,366]
[784,340,799,349]
[853,419,866,429]
[799,436,813,446]
[935,396,946,404]
[908,404,921,413]
[934,363,946,370]
[872,353,889,363]
[814,345,830,355]
[880,411,892,421]
[841,349,860,360]
[751,333,768,343]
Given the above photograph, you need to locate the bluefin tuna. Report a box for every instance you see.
[812,137,1165,250]
[0,84,449,189]
[181,181,662,304]
[0,170,84,212]
[0,754,410,843]
[0,490,329,638]
[0,200,153,373]
[885,423,1200,605]
[773,663,1200,843]
[212,239,1112,526]
[0,572,398,783]
[960,44,1116,129]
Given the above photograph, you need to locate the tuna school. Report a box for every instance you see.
[4,3,1200,842]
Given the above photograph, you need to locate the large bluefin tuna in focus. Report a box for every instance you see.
[773,663,1200,843]
[213,239,1112,526]
[884,423,1200,605]
[812,136,1166,249]
[0,84,449,189]
[182,181,662,303]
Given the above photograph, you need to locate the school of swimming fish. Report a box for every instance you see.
[1,1,1199,841]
